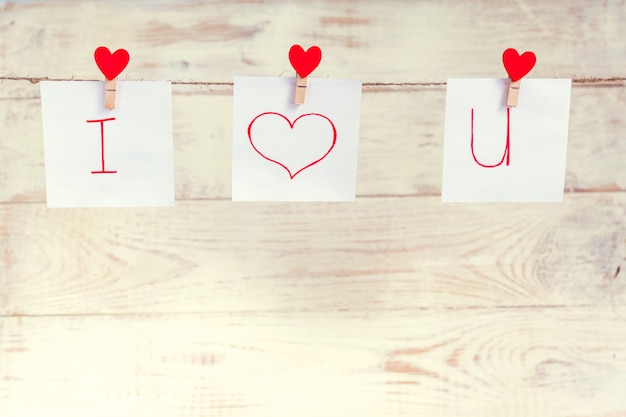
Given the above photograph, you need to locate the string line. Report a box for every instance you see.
[0,76,624,86]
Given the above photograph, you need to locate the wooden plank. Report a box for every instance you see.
[0,2,625,416]
[1,81,625,203]
[1,2,624,417]
[2,307,626,417]
[2,193,624,315]
[1,1,625,82]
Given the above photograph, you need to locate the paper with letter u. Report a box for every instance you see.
[442,78,571,202]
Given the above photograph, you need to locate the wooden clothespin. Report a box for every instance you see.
[288,44,322,105]
[506,79,521,107]
[502,48,536,107]
[94,46,130,110]
[104,78,118,110]
[294,75,308,105]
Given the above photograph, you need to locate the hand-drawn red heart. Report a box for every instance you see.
[94,46,130,80]
[247,112,337,179]
[502,48,536,82]
[289,45,322,78]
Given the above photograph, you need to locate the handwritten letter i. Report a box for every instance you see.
[87,117,117,174]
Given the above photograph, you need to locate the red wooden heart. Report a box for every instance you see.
[289,45,322,78]
[248,112,336,179]
[94,46,130,80]
[502,48,536,82]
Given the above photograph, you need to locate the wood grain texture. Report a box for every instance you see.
[2,193,625,315]
[2,308,626,417]
[1,0,625,82]
[1,1,626,416]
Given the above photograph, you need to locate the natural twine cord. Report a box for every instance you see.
[0,76,624,86]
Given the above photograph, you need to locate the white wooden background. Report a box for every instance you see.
[1,1,626,416]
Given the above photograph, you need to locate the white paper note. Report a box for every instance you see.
[442,78,571,202]
[40,81,175,207]
[232,76,362,201]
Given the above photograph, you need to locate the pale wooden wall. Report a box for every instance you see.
[1,1,625,416]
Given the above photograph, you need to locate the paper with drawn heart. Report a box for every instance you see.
[232,76,362,201]
[442,78,572,202]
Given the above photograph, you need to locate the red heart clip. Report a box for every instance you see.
[94,46,130,80]
[289,45,322,78]
[502,48,536,82]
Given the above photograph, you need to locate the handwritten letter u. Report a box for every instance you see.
[470,107,511,168]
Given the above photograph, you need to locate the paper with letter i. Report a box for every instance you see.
[40,81,175,207]
[232,76,362,201]
[441,78,572,202]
